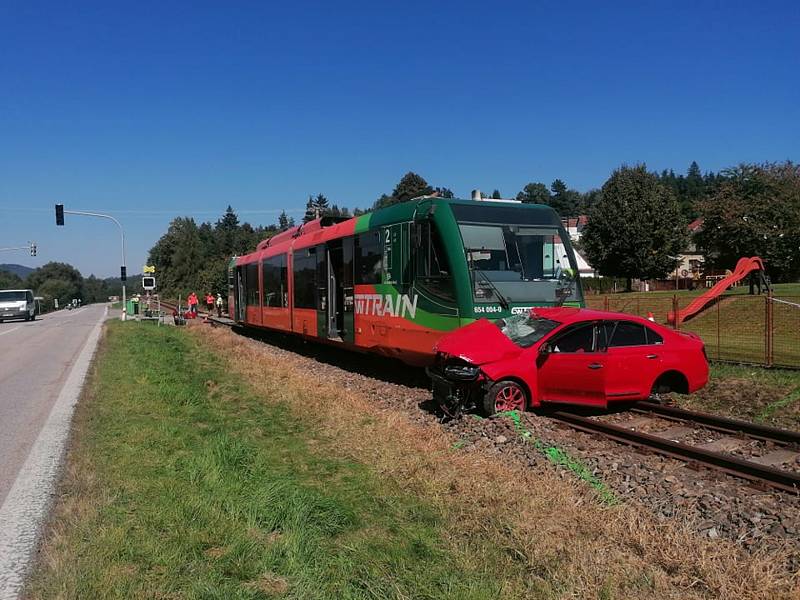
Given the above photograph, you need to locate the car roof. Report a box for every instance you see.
[532,307,656,326]
[0,289,32,293]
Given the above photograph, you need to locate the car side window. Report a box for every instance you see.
[550,323,596,353]
[599,321,614,350]
[608,321,647,347]
[645,327,663,345]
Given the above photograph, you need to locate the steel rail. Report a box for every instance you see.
[549,410,800,494]
[632,401,800,446]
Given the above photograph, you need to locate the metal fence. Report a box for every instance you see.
[586,293,800,369]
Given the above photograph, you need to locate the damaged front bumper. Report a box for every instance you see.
[426,361,487,418]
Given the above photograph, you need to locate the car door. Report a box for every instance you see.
[537,321,607,407]
[603,320,664,400]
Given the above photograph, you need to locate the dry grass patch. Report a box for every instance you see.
[200,327,800,599]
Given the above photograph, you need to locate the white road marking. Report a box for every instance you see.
[0,327,21,337]
[0,306,107,599]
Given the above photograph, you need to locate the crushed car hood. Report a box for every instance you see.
[435,319,523,365]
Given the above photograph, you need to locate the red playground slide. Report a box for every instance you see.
[668,256,766,325]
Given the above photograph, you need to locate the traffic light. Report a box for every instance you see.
[55,204,64,226]
[30,242,37,256]
[120,266,127,281]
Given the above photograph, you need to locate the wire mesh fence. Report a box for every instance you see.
[586,292,800,369]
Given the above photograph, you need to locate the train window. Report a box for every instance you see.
[262,254,287,307]
[293,250,316,309]
[245,262,259,307]
[355,231,382,285]
[414,221,454,301]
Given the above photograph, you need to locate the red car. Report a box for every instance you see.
[427,307,709,416]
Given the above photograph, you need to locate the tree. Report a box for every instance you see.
[0,269,23,289]
[578,188,602,214]
[148,217,205,295]
[548,179,581,216]
[581,165,687,291]
[696,162,800,281]
[278,210,290,229]
[303,194,330,222]
[393,172,432,203]
[491,189,502,199]
[26,262,85,307]
[433,187,454,198]
[683,161,704,218]
[215,206,240,257]
[516,182,550,204]
[373,172,433,209]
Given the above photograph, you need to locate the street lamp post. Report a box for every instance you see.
[55,206,127,320]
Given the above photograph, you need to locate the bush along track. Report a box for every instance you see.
[197,325,798,599]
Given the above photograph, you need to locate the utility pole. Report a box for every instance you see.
[55,204,127,320]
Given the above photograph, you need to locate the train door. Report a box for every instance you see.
[327,240,345,340]
[341,237,355,343]
[315,244,328,339]
[235,266,246,321]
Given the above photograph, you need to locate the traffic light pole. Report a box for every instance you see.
[60,209,127,320]
[0,243,36,255]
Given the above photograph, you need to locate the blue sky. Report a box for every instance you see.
[1,0,798,277]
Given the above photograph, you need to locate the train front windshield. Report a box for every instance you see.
[452,205,583,306]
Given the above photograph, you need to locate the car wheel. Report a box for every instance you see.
[484,380,527,415]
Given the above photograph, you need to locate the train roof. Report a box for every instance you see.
[236,197,564,265]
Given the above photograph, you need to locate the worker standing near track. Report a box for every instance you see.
[205,292,214,313]
[216,293,224,317]
[187,292,199,315]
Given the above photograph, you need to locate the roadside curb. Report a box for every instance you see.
[0,306,107,599]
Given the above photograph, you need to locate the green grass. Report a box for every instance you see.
[27,323,519,599]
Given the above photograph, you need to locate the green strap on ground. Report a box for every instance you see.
[496,410,618,505]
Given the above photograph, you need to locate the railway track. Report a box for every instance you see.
[549,403,800,494]
[160,301,800,494]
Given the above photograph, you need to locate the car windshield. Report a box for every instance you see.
[496,313,560,348]
[0,291,26,302]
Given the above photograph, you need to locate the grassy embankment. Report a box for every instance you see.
[28,322,799,599]
[28,323,518,598]
[587,284,800,428]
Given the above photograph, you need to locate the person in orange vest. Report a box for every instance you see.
[187,292,199,315]
[205,292,214,313]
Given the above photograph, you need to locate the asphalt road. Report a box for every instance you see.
[0,304,106,505]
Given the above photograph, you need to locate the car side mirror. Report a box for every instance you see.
[539,344,551,355]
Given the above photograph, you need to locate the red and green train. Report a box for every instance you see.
[228,197,584,365]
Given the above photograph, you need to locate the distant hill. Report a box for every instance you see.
[0,264,35,279]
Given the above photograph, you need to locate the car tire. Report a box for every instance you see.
[484,380,528,415]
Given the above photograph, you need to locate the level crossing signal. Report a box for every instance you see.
[30,242,37,256]
[55,204,64,226]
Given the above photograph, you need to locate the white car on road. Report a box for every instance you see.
[0,289,36,322]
